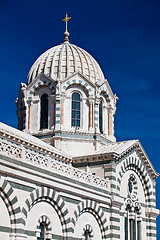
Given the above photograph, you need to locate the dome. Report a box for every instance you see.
[27,42,104,85]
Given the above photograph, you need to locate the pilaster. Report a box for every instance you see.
[94,98,100,133]
[108,195,123,240]
[55,95,61,130]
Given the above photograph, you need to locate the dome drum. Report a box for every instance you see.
[16,41,117,156]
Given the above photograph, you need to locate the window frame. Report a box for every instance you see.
[71,91,81,128]
[40,93,48,130]
[99,98,103,134]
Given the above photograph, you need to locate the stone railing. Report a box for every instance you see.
[0,137,109,190]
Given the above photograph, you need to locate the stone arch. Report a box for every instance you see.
[117,156,153,206]
[99,87,113,105]
[34,85,52,97]
[62,79,93,97]
[28,78,55,97]
[100,90,111,105]
[0,176,20,239]
[22,187,71,238]
[66,83,90,98]
[72,199,108,239]
[36,215,52,239]
[82,224,94,239]
[37,215,52,231]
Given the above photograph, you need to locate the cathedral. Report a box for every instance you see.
[0,15,159,240]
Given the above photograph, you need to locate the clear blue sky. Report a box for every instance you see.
[0,0,160,236]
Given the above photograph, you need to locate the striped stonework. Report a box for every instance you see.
[82,224,93,239]
[62,78,93,96]
[37,215,52,231]
[99,86,113,105]
[28,77,55,98]
[36,215,52,239]
[22,187,71,239]
[0,176,21,240]
[104,162,117,193]
[94,102,99,129]
[117,155,156,208]
[146,217,157,240]
[72,199,108,239]
[55,98,61,127]
[107,205,121,240]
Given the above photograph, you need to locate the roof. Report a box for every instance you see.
[27,42,104,85]
[0,122,72,163]
[73,140,159,179]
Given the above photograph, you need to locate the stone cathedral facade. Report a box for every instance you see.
[0,27,159,240]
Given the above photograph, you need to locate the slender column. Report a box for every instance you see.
[26,100,32,132]
[29,104,32,130]
[129,211,135,240]
[94,98,100,133]
[137,221,142,240]
[103,105,108,135]
[108,108,113,136]
[61,98,64,125]
[55,95,61,130]
[89,99,94,131]
[49,95,56,129]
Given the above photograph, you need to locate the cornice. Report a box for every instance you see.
[73,140,159,179]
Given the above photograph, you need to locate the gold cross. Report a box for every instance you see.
[62,13,71,32]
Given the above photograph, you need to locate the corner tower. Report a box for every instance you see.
[16,23,118,156]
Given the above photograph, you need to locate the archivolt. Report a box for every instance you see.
[0,176,20,239]
[117,156,154,206]
[72,199,108,239]
[22,186,71,238]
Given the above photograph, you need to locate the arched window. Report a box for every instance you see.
[36,215,52,240]
[71,92,80,127]
[40,94,48,129]
[37,222,45,240]
[99,99,103,134]
[82,224,93,240]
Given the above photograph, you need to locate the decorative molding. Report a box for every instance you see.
[72,199,108,239]
[22,187,71,238]
[0,133,109,191]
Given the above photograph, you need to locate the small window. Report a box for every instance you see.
[71,92,80,127]
[99,99,103,134]
[40,94,48,129]
[37,223,45,240]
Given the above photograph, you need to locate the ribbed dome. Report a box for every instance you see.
[27,42,104,85]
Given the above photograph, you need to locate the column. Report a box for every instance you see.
[48,95,55,130]
[26,100,32,132]
[137,220,142,240]
[129,211,135,240]
[32,96,40,132]
[61,97,65,126]
[94,99,100,133]
[55,95,61,130]
[89,99,94,132]
[108,108,113,136]
[103,105,108,135]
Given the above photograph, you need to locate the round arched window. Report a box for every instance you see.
[99,99,103,134]
[71,92,80,127]
[40,94,48,129]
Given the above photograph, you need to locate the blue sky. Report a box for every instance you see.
[0,0,160,236]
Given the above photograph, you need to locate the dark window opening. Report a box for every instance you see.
[40,94,48,129]
[99,99,103,134]
[37,223,45,240]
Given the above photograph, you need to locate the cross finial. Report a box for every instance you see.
[62,13,71,33]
